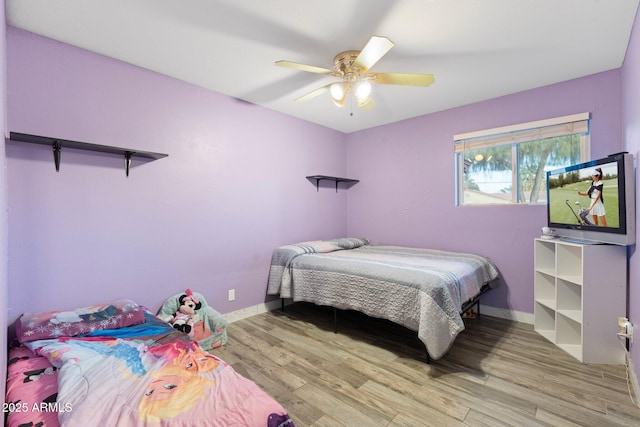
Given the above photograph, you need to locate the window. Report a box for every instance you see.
[455,113,590,206]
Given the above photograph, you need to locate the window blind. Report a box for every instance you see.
[454,113,590,153]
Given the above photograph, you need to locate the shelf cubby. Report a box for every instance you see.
[556,279,582,323]
[534,271,555,301]
[556,313,582,346]
[534,301,556,341]
[534,239,556,273]
[556,244,583,284]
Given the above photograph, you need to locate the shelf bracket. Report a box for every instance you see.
[52,140,62,172]
[311,177,340,192]
[124,151,132,177]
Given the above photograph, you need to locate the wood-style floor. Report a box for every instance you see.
[213,302,640,427]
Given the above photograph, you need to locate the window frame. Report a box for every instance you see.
[454,113,590,206]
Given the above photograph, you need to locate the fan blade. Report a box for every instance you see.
[276,60,332,74]
[372,73,435,87]
[294,84,331,103]
[353,36,394,73]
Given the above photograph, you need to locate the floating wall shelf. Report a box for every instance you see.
[9,132,168,176]
[306,175,359,192]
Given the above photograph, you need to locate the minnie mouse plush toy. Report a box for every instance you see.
[169,289,202,334]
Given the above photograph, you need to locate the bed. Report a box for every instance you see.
[267,238,499,360]
[5,298,294,426]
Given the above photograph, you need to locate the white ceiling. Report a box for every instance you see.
[6,0,640,133]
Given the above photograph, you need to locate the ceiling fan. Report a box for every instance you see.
[276,36,434,111]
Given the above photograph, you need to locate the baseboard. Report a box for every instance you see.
[479,304,534,324]
[223,299,293,323]
[225,301,533,325]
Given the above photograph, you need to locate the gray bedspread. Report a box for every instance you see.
[267,238,499,359]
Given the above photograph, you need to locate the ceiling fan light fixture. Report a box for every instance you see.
[332,96,348,108]
[330,82,349,107]
[330,82,347,100]
[355,81,371,101]
[354,81,372,106]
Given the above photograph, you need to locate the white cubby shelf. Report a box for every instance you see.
[533,238,627,364]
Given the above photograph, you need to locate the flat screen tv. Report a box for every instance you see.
[546,152,635,245]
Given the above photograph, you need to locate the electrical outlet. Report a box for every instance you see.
[617,316,633,342]
[618,317,629,333]
[228,289,235,301]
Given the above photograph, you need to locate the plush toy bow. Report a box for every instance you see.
[184,288,200,305]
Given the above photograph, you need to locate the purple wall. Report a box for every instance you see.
[6,27,347,321]
[346,71,623,316]
[622,3,640,384]
[1,0,8,405]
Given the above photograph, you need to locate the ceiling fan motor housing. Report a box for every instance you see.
[333,50,362,79]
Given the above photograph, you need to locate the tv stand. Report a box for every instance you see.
[534,238,626,364]
[557,237,603,245]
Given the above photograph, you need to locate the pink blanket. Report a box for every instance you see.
[5,344,60,427]
[12,310,293,426]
